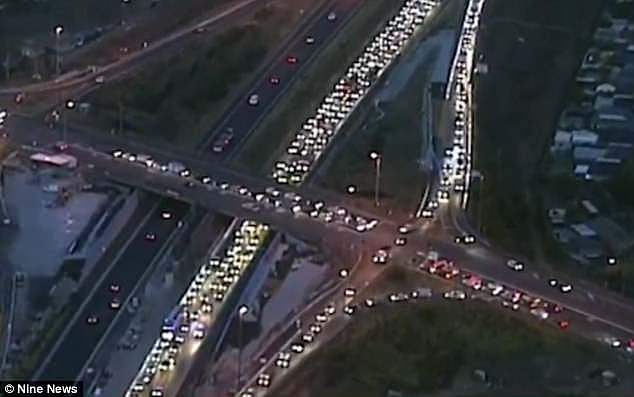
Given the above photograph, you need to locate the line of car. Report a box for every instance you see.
[125,221,269,397]
[239,283,436,397]
[421,0,483,218]
[416,252,634,353]
[213,11,338,154]
[109,149,379,234]
[272,0,439,187]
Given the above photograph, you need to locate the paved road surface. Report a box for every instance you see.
[202,0,363,159]
[34,199,189,381]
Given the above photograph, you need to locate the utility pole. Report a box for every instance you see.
[369,151,382,207]
[236,305,249,393]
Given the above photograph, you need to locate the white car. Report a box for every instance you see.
[344,287,356,297]
[327,11,337,21]
[394,237,407,246]
[506,259,524,271]
[443,290,466,300]
[257,373,271,387]
[248,94,259,106]
[559,283,573,293]
[343,305,356,315]
[529,308,549,320]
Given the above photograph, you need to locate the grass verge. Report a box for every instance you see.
[274,300,631,397]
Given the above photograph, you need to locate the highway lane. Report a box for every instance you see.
[34,199,189,381]
[202,0,363,158]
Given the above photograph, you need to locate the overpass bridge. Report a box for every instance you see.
[66,144,395,244]
[52,145,634,338]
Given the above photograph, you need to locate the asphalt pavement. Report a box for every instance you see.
[201,0,363,159]
[34,199,189,381]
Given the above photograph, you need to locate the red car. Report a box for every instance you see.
[286,56,298,64]
[557,320,569,330]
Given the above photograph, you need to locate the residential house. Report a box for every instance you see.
[569,236,604,263]
[572,129,599,146]
[552,227,575,243]
[548,207,567,224]
[573,146,606,162]
[571,223,597,238]
[588,217,634,255]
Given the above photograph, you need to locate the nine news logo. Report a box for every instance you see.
[0,381,83,397]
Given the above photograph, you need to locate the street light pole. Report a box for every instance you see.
[63,100,75,142]
[369,151,382,207]
[236,304,248,393]
[121,0,130,26]
[54,25,63,76]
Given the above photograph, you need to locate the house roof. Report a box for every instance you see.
[573,146,606,161]
[571,223,597,237]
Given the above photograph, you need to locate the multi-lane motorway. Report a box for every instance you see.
[33,199,189,381]
[201,0,364,158]
[23,0,366,387]
[4,0,634,393]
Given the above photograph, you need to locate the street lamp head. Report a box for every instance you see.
[607,257,617,265]
[347,185,356,194]
[55,25,64,36]
[369,151,380,160]
[66,100,75,109]
[238,305,249,316]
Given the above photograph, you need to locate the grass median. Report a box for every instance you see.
[233,0,405,174]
